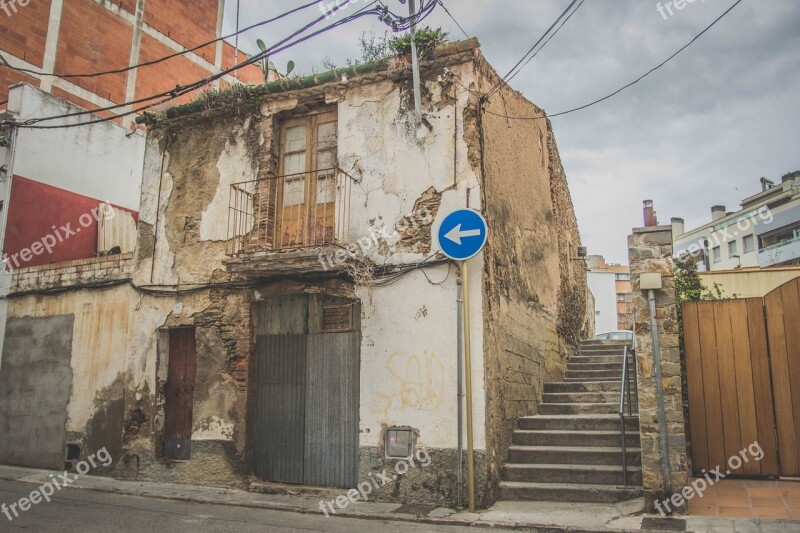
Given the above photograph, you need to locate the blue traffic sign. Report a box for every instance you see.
[437,209,488,261]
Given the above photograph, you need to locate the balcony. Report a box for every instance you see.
[225,168,356,275]
[758,235,800,267]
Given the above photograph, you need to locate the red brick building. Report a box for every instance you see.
[0,0,264,270]
[0,0,263,125]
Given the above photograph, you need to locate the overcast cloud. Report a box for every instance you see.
[223,0,800,264]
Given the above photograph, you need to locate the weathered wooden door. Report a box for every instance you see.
[277,111,338,248]
[164,328,197,460]
[254,294,360,488]
[684,277,800,477]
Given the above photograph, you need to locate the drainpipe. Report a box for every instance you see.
[456,275,464,509]
[648,288,672,501]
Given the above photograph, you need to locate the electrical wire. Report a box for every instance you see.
[485,0,581,100]
[4,0,437,130]
[483,0,743,121]
[438,0,471,40]
[5,1,386,129]
[1,257,454,298]
[0,0,321,80]
[500,0,586,88]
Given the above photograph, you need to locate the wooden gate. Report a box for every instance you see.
[683,278,800,477]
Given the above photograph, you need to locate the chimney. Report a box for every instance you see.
[643,200,655,227]
[761,177,775,190]
[711,205,726,222]
[671,217,685,236]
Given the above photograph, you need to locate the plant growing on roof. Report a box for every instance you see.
[388,26,449,60]
[256,39,295,83]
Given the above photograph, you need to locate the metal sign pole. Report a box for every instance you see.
[461,259,476,512]
[438,209,486,514]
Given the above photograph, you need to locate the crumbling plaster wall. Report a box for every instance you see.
[6,286,135,471]
[337,62,486,445]
[335,60,490,505]
[475,58,590,501]
[121,114,263,486]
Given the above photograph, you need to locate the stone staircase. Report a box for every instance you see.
[499,339,643,503]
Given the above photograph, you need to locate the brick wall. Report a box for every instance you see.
[10,252,134,292]
[0,0,51,68]
[136,33,212,106]
[55,0,131,102]
[1,0,262,115]
[144,0,218,61]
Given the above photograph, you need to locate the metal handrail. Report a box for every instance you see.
[618,344,637,486]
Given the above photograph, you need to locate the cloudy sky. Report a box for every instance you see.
[222,0,799,264]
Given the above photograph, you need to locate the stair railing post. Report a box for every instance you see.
[619,344,629,486]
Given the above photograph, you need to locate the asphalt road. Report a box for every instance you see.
[0,479,483,532]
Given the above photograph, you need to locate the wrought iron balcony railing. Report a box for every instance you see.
[227,167,355,256]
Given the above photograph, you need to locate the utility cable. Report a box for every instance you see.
[483,0,743,121]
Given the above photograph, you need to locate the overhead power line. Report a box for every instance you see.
[438,0,470,40]
[6,1,388,129]
[1,0,321,80]
[485,0,582,100]
[484,0,744,121]
[500,0,586,88]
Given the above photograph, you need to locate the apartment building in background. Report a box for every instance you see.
[586,255,633,333]
[673,171,800,271]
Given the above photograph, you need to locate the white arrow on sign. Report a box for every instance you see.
[444,224,482,245]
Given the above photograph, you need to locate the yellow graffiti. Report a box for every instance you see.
[373,351,445,415]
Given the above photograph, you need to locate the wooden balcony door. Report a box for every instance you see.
[277,110,338,248]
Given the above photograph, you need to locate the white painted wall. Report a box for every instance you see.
[336,64,487,450]
[6,83,145,210]
[587,271,617,334]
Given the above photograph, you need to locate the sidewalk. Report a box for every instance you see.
[0,464,796,532]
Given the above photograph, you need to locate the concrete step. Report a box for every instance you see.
[541,391,619,403]
[507,445,642,466]
[513,429,641,447]
[569,356,628,364]
[502,463,642,485]
[538,403,624,415]
[579,344,629,351]
[518,414,639,431]
[566,362,624,371]
[499,481,643,503]
[581,340,630,346]
[544,381,622,393]
[564,376,634,382]
[565,369,621,379]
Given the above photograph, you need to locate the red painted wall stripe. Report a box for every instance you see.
[3,176,138,270]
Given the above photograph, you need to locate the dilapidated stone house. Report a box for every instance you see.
[0,38,590,507]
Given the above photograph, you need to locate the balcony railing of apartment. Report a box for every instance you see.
[227,167,356,256]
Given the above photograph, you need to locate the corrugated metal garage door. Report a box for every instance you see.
[254,295,359,488]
